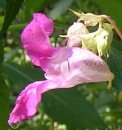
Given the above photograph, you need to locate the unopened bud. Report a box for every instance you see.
[67,22,89,47]
[67,22,89,35]
[60,22,89,47]
[95,23,113,57]
[82,37,97,54]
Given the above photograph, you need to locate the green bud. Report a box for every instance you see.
[79,32,97,53]
[95,23,113,57]
[60,22,89,47]
[82,37,97,54]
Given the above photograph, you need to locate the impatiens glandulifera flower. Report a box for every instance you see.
[8,13,114,128]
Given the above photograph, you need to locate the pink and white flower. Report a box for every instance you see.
[8,13,113,126]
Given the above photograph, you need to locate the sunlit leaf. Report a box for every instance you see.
[93,0,122,32]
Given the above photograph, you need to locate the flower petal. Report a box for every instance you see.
[66,47,112,86]
[21,14,55,66]
[33,13,54,36]
[45,47,113,87]
[44,47,72,82]
[8,80,60,125]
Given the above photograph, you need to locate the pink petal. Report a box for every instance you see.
[44,47,72,83]
[66,47,112,85]
[8,80,60,125]
[45,47,112,86]
[21,14,55,66]
[33,13,54,36]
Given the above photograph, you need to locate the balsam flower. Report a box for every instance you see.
[8,13,114,127]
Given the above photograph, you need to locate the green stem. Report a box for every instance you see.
[39,110,45,125]
[101,15,122,40]
[49,118,54,130]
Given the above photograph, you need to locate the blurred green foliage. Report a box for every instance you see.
[1,0,122,130]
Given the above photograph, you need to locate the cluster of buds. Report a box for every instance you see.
[60,9,114,58]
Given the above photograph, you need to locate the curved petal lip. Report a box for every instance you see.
[33,13,54,35]
[21,13,55,67]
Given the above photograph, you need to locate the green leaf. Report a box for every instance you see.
[42,88,108,130]
[0,0,24,39]
[23,0,57,21]
[107,41,122,91]
[50,0,74,20]
[0,43,10,129]
[93,0,122,32]
[54,20,68,30]
[0,0,6,8]
[3,62,44,92]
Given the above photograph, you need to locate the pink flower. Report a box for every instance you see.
[8,13,113,126]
